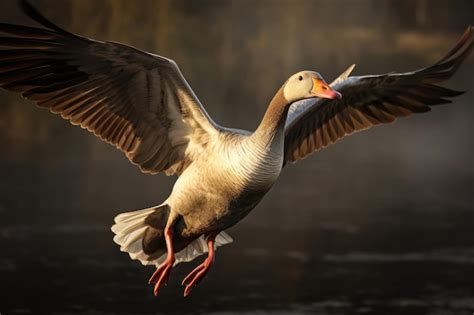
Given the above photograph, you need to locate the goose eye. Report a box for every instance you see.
[298,76,303,81]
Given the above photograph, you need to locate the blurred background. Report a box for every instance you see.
[0,0,473,314]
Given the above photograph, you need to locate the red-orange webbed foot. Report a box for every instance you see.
[182,233,217,297]
[148,256,175,296]
[148,226,175,296]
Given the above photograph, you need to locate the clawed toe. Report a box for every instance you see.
[146,232,217,297]
[181,264,205,286]
[182,260,212,297]
[149,260,174,296]
[148,263,166,284]
[181,234,217,297]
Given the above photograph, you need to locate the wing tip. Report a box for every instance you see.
[330,64,356,86]
[19,0,75,37]
[341,64,356,80]
[437,25,473,64]
[419,26,473,84]
[347,63,356,73]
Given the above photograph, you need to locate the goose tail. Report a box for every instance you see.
[111,205,233,266]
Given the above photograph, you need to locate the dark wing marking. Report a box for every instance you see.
[0,1,218,175]
[284,26,473,164]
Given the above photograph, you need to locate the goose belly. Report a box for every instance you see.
[215,142,284,216]
[168,145,282,234]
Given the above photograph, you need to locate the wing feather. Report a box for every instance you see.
[0,1,219,175]
[284,26,472,164]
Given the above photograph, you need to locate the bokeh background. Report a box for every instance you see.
[0,0,473,314]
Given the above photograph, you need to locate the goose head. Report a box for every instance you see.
[282,71,342,103]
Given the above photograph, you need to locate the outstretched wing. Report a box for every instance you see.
[284,26,473,164]
[0,1,219,175]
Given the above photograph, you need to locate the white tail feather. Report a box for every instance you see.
[111,206,233,266]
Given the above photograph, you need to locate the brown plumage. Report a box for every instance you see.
[0,0,217,176]
[1,0,472,298]
[284,26,473,163]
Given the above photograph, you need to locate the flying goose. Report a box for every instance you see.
[1,1,472,297]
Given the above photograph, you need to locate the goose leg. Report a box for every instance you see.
[182,232,217,297]
[148,221,176,296]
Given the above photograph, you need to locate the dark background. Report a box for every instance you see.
[0,0,473,314]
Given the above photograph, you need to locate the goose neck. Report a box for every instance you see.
[252,87,290,148]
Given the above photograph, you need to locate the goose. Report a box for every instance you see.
[1,1,472,297]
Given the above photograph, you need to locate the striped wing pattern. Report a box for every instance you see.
[0,1,217,175]
[284,26,473,164]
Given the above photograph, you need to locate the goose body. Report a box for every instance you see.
[167,130,283,236]
[156,93,289,253]
[1,1,472,297]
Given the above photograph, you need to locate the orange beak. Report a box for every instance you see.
[311,77,342,100]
